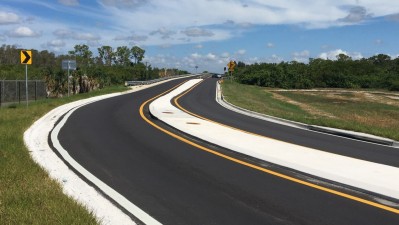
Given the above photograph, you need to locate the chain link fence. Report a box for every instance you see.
[0,80,47,107]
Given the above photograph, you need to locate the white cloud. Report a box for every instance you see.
[8,26,41,38]
[206,53,217,61]
[159,44,171,49]
[387,13,399,22]
[2,0,399,73]
[114,34,148,42]
[87,40,101,47]
[100,0,147,8]
[194,44,203,49]
[89,0,399,49]
[86,0,399,48]
[181,27,214,37]
[53,29,101,41]
[350,52,363,60]
[58,0,79,6]
[318,49,363,60]
[131,35,148,41]
[74,32,101,41]
[338,6,371,24]
[268,54,284,63]
[221,52,230,58]
[191,53,202,59]
[0,11,20,24]
[41,39,66,53]
[321,44,330,50]
[374,39,383,45]
[47,39,66,47]
[292,50,310,62]
[224,20,253,29]
[53,29,75,39]
[150,28,176,39]
[237,49,246,55]
[319,49,347,60]
[110,1,399,30]
[267,42,274,48]
[242,54,284,64]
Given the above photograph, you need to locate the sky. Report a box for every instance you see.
[1,0,399,73]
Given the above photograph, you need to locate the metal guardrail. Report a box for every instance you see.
[125,74,199,86]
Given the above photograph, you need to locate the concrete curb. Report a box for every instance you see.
[24,76,198,225]
[150,79,399,201]
[216,81,399,148]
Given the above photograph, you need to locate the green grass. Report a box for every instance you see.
[0,86,128,224]
[221,80,399,141]
[222,80,309,120]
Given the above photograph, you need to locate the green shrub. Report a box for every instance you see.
[389,80,399,91]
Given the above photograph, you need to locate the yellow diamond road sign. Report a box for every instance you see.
[21,50,32,65]
[227,60,236,71]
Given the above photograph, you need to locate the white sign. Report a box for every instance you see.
[62,60,77,70]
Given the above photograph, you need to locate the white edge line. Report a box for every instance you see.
[46,75,198,224]
[24,75,196,225]
[50,102,162,225]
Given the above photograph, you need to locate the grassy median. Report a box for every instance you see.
[0,86,128,224]
[221,80,399,141]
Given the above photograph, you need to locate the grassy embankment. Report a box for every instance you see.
[0,86,128,224]
[221,80,399,141]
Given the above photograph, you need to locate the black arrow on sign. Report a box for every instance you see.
[22,51,31,64]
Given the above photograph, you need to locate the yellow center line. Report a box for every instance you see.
[174,80,270,138]
[139,78,399,215]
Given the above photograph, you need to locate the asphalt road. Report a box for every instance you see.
[178,78,399,168]
[57,77,399,225]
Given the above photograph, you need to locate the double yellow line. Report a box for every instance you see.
[139,79,399,215]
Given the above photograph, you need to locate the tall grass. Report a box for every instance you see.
[0,86,128,224]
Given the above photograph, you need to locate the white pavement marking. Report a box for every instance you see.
[51,103,162,225]
[23,79,190,225]
[24,94,139,225]
[150,79,399,200]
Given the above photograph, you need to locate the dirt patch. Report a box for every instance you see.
[273,89,399,107]
[271,92,336,118]
[343,113,395,128]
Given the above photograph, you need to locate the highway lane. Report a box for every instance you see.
[57,77,399,224]
[177,78,399,168]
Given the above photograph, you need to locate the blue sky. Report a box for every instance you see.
[1,0,399,73]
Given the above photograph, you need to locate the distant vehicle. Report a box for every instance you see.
[211,73,222,78]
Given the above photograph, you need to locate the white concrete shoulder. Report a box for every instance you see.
[150,79,399,200]
[23,81,181,225]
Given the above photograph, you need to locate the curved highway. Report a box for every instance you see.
[57,77,399,224]
[177,78,399,167]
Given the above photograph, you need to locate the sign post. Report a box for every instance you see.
[62,60,77,97]
[20,50,32,107]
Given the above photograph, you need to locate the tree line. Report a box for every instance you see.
[233,54,399,91]
[0,44,188,96]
